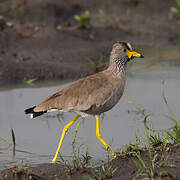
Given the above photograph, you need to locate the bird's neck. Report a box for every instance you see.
[108,55,129,75]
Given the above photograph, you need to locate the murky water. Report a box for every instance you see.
[0,57,180,169]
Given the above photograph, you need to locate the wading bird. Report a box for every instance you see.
[25,42,144,163]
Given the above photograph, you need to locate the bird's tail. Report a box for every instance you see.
[25,106,46,118]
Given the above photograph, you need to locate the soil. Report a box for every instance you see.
[0,0,180,86]
[1,0,180,179]
[0,145,180,180]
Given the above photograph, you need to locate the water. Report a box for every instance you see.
[0,58,180,169]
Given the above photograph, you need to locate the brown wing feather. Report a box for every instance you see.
[34,71,114,112]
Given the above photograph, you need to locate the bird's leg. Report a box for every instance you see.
[52,115,80,163]
[95,115,116,158]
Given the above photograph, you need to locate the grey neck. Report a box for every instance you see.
[108,55,129,75]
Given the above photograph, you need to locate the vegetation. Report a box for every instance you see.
[88,55,107,72]
[74,10,91,29]
[171,0,180,17]
[97,9,112,27]
[58,120,92,171]
[26,78,37,86]
[131,82,179,179]
[171,0,180,24]
[94,162,117,179]
[55,82,179,179]
[0,83,179,179]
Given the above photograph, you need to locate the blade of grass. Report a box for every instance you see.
[135,152,146,170]
[26,78,37,86]
[162,81,177,124]
[11,128,16,147]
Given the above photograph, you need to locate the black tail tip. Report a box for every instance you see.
[25,106,36,114]
[25,106,46,118]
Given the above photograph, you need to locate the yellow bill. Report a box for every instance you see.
[127,50,144,59]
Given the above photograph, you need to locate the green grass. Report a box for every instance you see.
[11,128,16,157]
[58,119,92,171]
[133,126,172,178]
[56,117,117,179]
[88,55,107,72]
[134,150,158,179]
[95,162,117,179]
[97,9,112,27]
[171,0,180,16]
[26,78,37,86]
[131,82,180,179]
[161,81,180,144]
[145,125,170,149]
[45,81,179,179]
[11,128,16,147]
[171,0,180,24]
[74,10,91,29]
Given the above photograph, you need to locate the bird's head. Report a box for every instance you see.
[111,42,144,62]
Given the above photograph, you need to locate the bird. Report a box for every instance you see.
[25,42,144,163]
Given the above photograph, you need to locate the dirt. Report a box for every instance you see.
[0,145,180,180]
[0,0,180,86]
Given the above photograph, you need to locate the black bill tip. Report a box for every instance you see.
[140,54,144,58]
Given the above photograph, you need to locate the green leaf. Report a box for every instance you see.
[26,78,37,86]
[74,15,80,22]
[171,7,178,14]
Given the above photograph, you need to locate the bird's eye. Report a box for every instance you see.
[123,49,127,53]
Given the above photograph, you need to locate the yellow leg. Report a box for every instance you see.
[96,116,116,158]
[52,115,80,163]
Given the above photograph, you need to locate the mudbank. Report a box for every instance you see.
[0,0,180,86]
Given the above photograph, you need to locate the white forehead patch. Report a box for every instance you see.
[127,43,132,50]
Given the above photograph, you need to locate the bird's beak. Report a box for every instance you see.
[127,50,144,59]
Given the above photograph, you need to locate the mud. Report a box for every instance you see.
[0,145,180,180]
[0,0,180,86]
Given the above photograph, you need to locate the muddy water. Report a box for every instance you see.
[0,60,180,169]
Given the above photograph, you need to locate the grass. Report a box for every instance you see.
[1,82,179,179]
[53,81,179,179]
[26,78,37,86]
[50,83,178,178]
[11,128,16,157]
[11,128,16,147]
[147,129,170,148]
[171,0,180,16]
[58,119,92,171]
[161,82,180,144]
[74,10,91,29]
[97,9,112,27]
[132,82,180,179]
[171,0,180,24]
[133,126,175,178]
[56,115,118,179]
[134,149,158,179]
[133,128,177,179]
[88,55,107,73]
[94,162,117,179]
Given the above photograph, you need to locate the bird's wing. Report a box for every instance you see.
[34,71,114,112]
